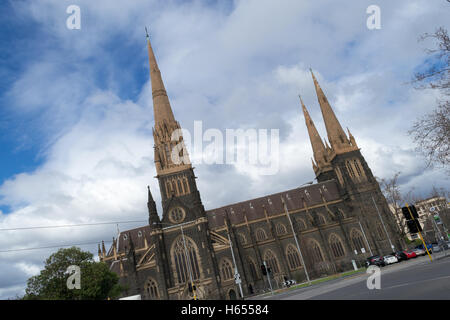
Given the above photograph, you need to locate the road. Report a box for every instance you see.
[262,253,450,300]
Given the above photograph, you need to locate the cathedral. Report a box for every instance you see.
[98,34,403,300]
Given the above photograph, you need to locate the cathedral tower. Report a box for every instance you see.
[146,32,223,299]
[147,32,206,226]
[305,70,403,254]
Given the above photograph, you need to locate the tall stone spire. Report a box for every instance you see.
[146,30,175,124]
[300,95,328,168]
[310,69,356,154]
[146,30,191,175]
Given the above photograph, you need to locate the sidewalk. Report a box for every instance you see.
[246,268,367,300]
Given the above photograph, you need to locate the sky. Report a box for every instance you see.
[0,0,449,299]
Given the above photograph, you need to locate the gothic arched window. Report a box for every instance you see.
[264,250,280,274]
[256,228,267,241]
[238,233,247,245]
[275,223,287,236]
[318,214,327,225]
[329,234,345,258]
[286,244,302,270]
[177,179,183,194]
[295,218,307,231]
[346,161,356,178]
[248,257,259,280]
[183,178,189,194]
[145,278,159,300]
[172,236,201,284]
[351,229,365,251]
[309,239,324,263]
[171,181,177,195]
[220,259,234,281]
[354,159,362,177]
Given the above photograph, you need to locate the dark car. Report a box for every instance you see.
[365,255,385,267]
[393,251,408,262]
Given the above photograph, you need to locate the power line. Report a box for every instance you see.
[0,240,113,253]
[0,220,147,232]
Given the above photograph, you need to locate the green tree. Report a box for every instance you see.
[23,247,123,300]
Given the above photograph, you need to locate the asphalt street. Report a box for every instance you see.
[263,253,450,300]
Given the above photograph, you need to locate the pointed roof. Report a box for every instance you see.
[146,31,175,125]
[310,69,351,152]
[300,95,328,167]
[147,185,154,203]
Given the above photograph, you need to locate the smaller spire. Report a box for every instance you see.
[300,95,328,169]
[310,68,356,154]
[147,185,154,203]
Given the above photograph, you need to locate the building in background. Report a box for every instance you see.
[389,196,449,242]
[98,35,403,300]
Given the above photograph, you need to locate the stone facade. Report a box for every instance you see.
[99,36,403,300]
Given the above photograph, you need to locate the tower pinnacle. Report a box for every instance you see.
[310,69,356,154]
[147,31,175,124]
[146,33,191,175]
[300,95,331,173]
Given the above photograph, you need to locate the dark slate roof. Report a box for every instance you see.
[114,225,152,254]
[107,180,341,254]
[205,180,340,229]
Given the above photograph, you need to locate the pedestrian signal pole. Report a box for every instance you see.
[263,261,273,295]
[405,203,432,262]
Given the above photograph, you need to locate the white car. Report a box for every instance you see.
[383,255,398,265]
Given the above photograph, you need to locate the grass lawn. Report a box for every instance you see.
[287,268,366,291]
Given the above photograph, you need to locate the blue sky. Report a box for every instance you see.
[0,0,449,299]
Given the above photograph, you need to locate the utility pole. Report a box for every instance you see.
[263,260,273,295]
[358,220,373,256]
[281,196,311,285]
[372,196,395,252]
[226,231,244,299]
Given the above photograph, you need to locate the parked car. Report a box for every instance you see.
[403,250,417,259]
[394,251,408,262]
[415,244,433,254]
[365,255,385,267]
[413,248,426,256]
[383,255,398,265]
[432,244,441,253]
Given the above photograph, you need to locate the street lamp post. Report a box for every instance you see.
[358,220,373,256]
[372,196,395,252]
[226,231,244,299]
[281,196,311,285]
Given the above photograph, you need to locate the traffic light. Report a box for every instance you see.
[260,264,267,275]
[188,283,196,292]
[402,205,419,220]
[406,219,422,233]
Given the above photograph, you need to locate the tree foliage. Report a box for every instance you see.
[409,27,450,172]
[23,247,123,300]
[378,172,407,238]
